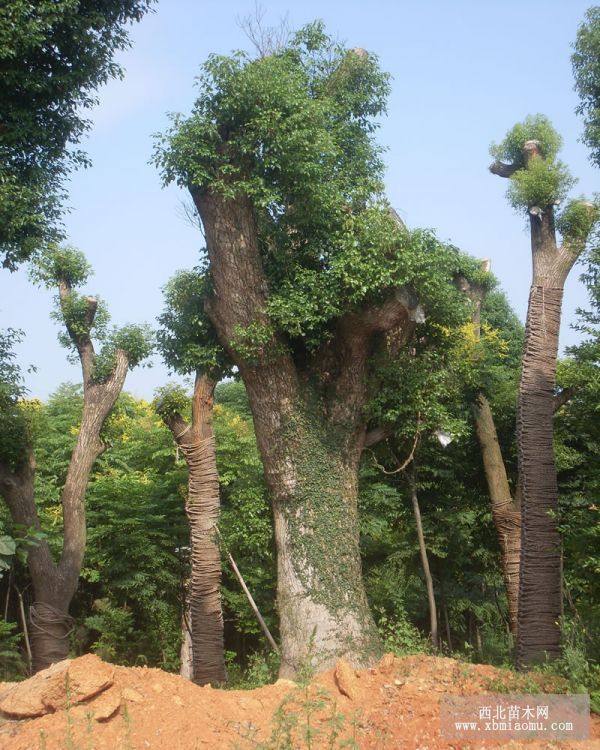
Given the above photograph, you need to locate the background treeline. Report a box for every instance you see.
[2,302,597,687]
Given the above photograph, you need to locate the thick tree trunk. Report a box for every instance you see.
[409,468,438,650]
[192,188,422,676]
[163,373,226,686]
[266,405,381,676]
[473,394,521,636]
[515,183,580,666]
[516,281,564,666]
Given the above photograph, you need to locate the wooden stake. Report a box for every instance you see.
[16,588,32,673]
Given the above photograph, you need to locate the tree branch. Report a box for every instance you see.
[364,425,393,449]
[554,387,574,413]
[58,280,97,385]
[489,161,519,178]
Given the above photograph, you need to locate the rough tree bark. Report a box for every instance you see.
[0,284,129,672]
[462,265,521,637]
[473,394,521,637]
[491,140,588,666]
[161,372,226,686]
[192,189,422,676]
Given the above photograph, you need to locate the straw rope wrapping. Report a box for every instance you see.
[29,602,74,671]
[178,433,226,684]
[516,284,564,665]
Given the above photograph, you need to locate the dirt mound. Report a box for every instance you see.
[0,653,597,749]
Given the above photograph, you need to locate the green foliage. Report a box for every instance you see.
[547,619,600,712]
[157,268,230,378]
[154,23,485,353]
[0,328,29,470]
[0,619,24,680]
[573,6,600,168]
[556,198,600,245]
[29,245,153,380]
[153,383,190,421]
[92,323,154,381]
[490,114,563,165]
[0,0,154,268]
[226,649,280,690]
[29,245,92,289]
[507,157,575,211]
[491,115,577,212]
[375,609,429,655]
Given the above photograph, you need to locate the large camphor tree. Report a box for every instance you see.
[489,115,599,666]
[0,0,154,269]
[0,247,152,671]
[154,24,487,675]
[154,270,231,685]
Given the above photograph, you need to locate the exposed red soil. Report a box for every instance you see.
[0,652,598,749]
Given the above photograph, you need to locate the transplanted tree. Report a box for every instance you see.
[0,246,152,671]
[0,1,154,269]
[490,115,599,666]
[154,269,231,685]
[154,23,490,674]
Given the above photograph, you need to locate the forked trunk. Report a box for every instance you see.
[191,189,421,677]
[473,394,521,636]
[0,349,130,672]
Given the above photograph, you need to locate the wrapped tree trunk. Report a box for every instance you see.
[491,134,597,666]
[160,373,227,685]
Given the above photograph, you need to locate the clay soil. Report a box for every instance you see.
[0,652,598,749]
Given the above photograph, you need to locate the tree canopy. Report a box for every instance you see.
[573,6,600,168]
[0,0,154,269]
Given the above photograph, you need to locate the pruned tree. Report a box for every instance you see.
[490,115,599,666]
[154,23,485,674]
[0,246,152,671]
[154,269,231,685]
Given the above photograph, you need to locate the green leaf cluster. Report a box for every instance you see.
[157,268,230,378]
[491,115,578,212]
[154,21,499,355]
[573,6,600,169]
[0,1,154,268]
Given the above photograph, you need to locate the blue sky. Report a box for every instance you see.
[1,0,597,399]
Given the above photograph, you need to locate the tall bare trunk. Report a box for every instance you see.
[473,395,521,636]
[162,373,226,685]
[516,281,564,665]
[409,468,438,650]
